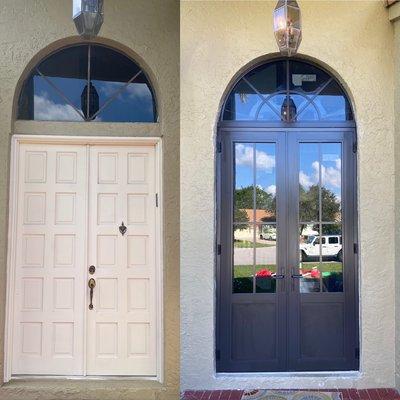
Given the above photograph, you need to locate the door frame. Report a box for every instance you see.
[215,123,359,373]
[4,135,164,383]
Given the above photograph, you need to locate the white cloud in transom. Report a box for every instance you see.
[235,144,275,172]
[34,93,82,121]
[99,82,151,101]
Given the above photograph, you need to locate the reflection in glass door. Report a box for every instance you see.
[298,142,343,293]
[233,143,278,295]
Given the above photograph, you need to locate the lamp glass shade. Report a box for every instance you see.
[273,0,302,57]
[73,0,104,38]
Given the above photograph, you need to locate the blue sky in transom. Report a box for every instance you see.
[32,76,154,122]
[235,142,342,201]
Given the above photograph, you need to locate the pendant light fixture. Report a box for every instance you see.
[273,0,302,56]
[73,0,104,38]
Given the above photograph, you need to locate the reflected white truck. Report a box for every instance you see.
[300,235,343,262]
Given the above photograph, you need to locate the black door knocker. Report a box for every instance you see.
[119,221,127,236]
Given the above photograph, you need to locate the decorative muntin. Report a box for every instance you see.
[73,0,104,38]
[273,0,302,56]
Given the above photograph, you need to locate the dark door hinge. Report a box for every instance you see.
[355,347,360,359]
[354,243,358,254]
[353,141,357,153]
[217,142,222,153]
[217,244,222,255]
[216,349,221,360]
[155,193,159,207]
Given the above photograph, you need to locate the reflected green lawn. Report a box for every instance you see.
[301,262,342,273]
[234,262,342,277]
[234,265,277,277]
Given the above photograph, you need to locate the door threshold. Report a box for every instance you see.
[10,374,160,382]
[216,371,361,379]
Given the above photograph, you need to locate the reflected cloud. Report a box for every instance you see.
[99,82,152,101]
[300,160,341,190]
[34,93,82,121]
[266,185,276,195]
[235,144,275,172]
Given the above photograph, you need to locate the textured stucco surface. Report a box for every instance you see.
[393,15,400,392]
[181,0,395,391]
[0,1,179,399]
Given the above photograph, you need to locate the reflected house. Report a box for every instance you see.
[234,208,276,240]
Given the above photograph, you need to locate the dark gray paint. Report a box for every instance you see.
[216,126,359,372]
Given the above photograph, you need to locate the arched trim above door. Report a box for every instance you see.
[221,58,354,124]
[17,43,157,123]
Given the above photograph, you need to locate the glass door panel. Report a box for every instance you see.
[297,142,343,293]
[233,142,277,295]
[256,224,277,293]
[233,227,254,294]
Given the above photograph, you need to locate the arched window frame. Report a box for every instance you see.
[220,58,355,128]
[17,43,158,123]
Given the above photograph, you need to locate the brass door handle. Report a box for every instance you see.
[88,278,96,310]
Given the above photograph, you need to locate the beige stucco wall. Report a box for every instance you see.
[181,0,396,390]
[391,5,400,391]
[0,1,179,399]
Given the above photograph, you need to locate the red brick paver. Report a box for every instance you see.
[181,389,400,400]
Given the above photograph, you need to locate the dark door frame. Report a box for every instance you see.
[215,121,359,373]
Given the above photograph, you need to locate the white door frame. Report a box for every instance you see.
[4,135,164,383]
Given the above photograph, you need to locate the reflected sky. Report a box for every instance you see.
[235,143,276,195]
[235,142,342,202]
[33,76,84,121]
[32,75,155,122]
[299,143,342,201]
[228,92,348,122]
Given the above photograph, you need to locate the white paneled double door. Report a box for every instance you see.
[9,139,159,377]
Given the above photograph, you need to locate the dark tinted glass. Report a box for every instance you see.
[222,60,353,122]
[90,46,155,122]
[313,80,353,121]
[18,46,88,121]
[289,60,330,93]
[223,61,286,121]
[18,44,157,123]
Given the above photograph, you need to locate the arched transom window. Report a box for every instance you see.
[18,44,157,123]
[222,59,353,122]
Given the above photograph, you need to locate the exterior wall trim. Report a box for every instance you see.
[4,135,164,384]
[13,121,162,137]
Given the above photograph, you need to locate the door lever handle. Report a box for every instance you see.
[273,274,285,280]
[291,274,303,279]
[88,278,96,310]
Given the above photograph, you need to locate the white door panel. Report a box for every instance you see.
[12,144,87,375]
[87,146,157,376]
[11,141,158,377]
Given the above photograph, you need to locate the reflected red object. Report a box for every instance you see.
[310,269,321,278]
[256,268,272,277]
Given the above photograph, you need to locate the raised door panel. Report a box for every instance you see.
[87,146,157,376]
[12,144,87,375]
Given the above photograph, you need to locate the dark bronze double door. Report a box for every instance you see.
[217,129,358,372]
